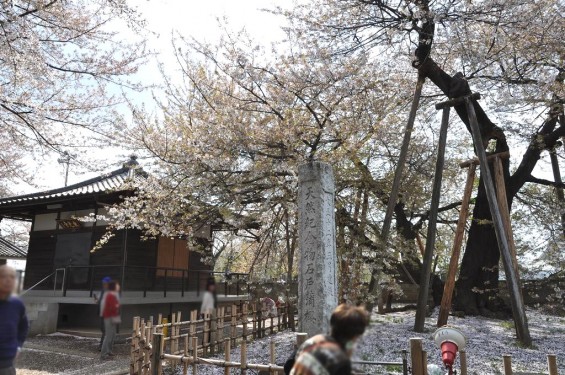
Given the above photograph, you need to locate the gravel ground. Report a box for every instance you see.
[168,307,564,375]
[16,334,130,375]
[16,308,564,375]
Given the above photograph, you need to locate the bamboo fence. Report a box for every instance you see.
[130,302,296,375]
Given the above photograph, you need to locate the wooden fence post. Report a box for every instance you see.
[131,317,140,375]
[224,339,231,375]
[231,304,237,347]
[296,333,308,348]
[192,336,198,375]
[151,333,163,375]
[210,309,218,355]
[241,340,248,375]
[503,355,513,375]
[270,339,276,375]
[183,335,188,375]
[547,354,558,375]
[460,350,467,375]
[410,338,425,375]
[243,303,249,342]
[421,350,428,375]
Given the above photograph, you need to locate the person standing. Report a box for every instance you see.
[200,277,217,317]
[100,281,121,360]
[94,276,111,351]
[0,265,29,375]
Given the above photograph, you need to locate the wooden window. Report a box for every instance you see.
[156,237,189,277]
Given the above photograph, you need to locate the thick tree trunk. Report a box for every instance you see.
[455,177,502,315]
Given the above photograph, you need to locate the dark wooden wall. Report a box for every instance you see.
[24,231,57,289]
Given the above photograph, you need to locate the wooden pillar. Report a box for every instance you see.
[437,164,476,327]
[547,354,558,375]
[410,338,425,375]
[465,97,531,346]
[414,106,450,332]
[503,354,513,375]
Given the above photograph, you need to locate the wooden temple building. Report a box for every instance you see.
[0,157,248,335]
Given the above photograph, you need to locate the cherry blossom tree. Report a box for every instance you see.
[0,0,147,186]
[277,0,565,314]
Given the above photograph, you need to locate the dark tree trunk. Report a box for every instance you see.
[455,177,501,314]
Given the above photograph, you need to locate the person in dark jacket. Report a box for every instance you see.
[0,265,29,375]
[285,304,369,375]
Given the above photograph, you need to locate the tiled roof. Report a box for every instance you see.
[0,236,27,259]
[0,157,141,207]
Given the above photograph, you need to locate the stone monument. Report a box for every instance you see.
[298,161,338,337]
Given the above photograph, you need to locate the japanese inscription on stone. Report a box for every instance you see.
[298,161,338,337]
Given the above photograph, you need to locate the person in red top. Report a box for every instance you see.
[100,281,121,360]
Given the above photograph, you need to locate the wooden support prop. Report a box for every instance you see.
[503,354,513,375]
[549,149,565,235]
[547,354,558,375]
[151,334,163,375]
[192,337,198,375]
[438,163,476,327]
[415,106,450,332]
[465,97,531,346]
[459,151,510,168]
[410,338,425,375]
[494,157,521,277]
[415,234,425,257]
[224,339,231,375]
[380,76,425,249]
[435,93,481,110]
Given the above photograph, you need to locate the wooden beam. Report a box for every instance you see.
[494,157,521,277]
[459,151,510,168]
[465,97,531,346]
[414,106,450,332]
[549,149,565,236]
[381,76,425,244]
[437,163,476,327]
[435,93,481,110]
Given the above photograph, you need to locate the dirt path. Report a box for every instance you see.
[16,334,130,375]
